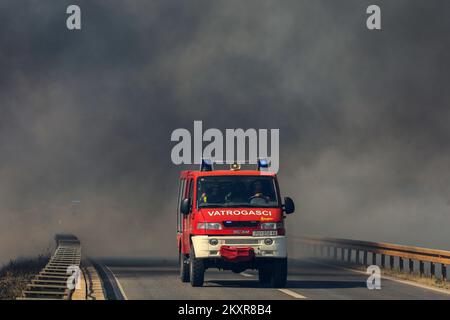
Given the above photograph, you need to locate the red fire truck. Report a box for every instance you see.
[177,159,295,287]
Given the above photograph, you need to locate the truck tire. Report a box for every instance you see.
[179,250,190,283]
[270,258,287,288]
[190,247,205,287]
[258,267,271,285]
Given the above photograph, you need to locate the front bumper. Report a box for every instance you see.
[191,235,287,259]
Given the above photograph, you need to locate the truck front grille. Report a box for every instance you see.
[223,221,260,228]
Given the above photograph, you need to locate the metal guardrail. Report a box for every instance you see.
[293,236,449,281]
[18,234,82,300]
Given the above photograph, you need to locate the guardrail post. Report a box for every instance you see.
[409,259,414,273]
[442,264,447,282]
[333,246,338,260]
[355,250,360,264]
[390,256,394,269]
[346,248,352,262]
[363,251,368,265]
[381,254,385,268]
[372,252,377,265]
[419,261,424,277]
[399,258,404,271]
[327,246,332,258]
[430,262,435,279]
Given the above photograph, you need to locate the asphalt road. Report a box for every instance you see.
[94,258,450,300]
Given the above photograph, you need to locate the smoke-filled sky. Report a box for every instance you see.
[1,0,450,264]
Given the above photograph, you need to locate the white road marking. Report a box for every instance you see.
[240,272,254,277]
[105,265,129,300]
[305,258,450,296]
[278,289,307,299]
[238,271,307,299]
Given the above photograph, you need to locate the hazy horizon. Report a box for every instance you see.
[1,0,450,265]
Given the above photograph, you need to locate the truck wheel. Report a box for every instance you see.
[270,258,287,288]
[179,250,190,283]
[189,247,205,287]
[258,267,271,285]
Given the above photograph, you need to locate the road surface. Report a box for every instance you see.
[93,258,450,300]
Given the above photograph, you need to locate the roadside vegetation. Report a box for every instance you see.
[0,255,49,300]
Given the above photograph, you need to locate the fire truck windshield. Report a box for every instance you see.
[197,176,279,208]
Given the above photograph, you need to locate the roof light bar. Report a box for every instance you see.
[200,158,214,171]
[257,158,270,171]
[230,163,241,171]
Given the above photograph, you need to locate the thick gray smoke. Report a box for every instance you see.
[1,0,450,264]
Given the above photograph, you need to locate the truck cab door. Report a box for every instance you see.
[176,178,186,249]
[182,177,194,254]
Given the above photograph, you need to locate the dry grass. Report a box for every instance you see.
[0,255,49,300]
[380,268,450,290]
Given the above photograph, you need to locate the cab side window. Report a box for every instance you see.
[187,178,194,211]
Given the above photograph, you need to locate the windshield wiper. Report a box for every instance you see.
[198,204,217,208]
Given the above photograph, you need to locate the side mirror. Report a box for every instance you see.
[180,198,191,215]
[283,197,295,214]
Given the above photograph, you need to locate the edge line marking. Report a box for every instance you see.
[105,265,129,300]
[303,258,450,296]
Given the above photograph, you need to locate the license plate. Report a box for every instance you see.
[252,230,277,237]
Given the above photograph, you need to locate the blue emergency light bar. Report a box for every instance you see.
[257,159,270,171]
[200,158,214,171]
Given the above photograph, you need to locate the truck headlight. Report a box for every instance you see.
[197,222,222,230]
[260,222,283,230]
